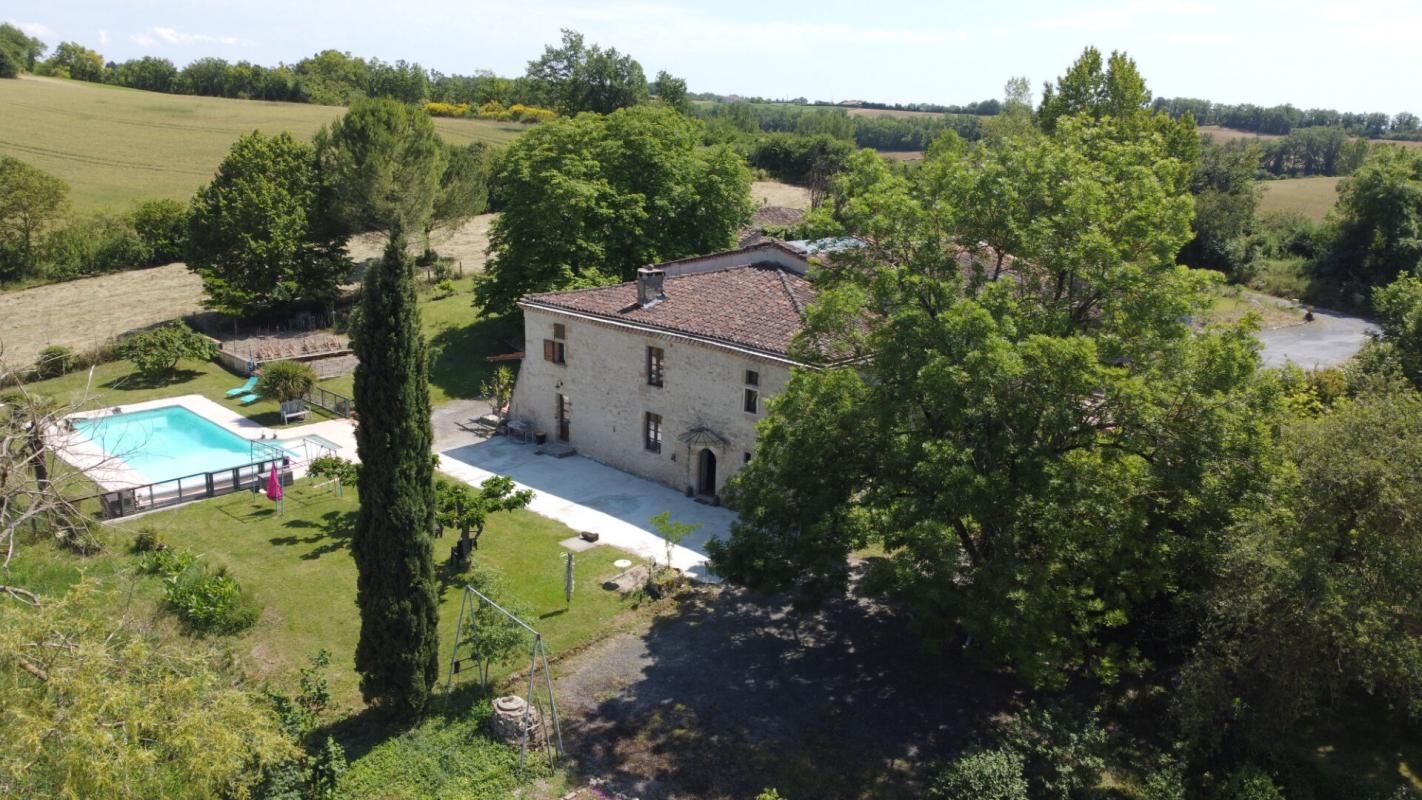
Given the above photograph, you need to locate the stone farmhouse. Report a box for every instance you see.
[508,240,828,501]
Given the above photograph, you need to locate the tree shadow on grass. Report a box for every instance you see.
[101,369,203,392]
[314,678,499,765]
[264,509,356,560]
[427,313,521,401]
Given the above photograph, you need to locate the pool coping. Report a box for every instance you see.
[52,394,360,491]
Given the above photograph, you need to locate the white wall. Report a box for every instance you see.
[508,307,791,496]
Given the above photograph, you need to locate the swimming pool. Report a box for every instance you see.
[73,405,291,484]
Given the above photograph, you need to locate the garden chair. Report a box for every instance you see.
[225,375,258,397]
[239,392,262,406]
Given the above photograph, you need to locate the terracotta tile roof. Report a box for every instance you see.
[521,264,816,358]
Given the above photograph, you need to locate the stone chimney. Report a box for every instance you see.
[636,266,666,306]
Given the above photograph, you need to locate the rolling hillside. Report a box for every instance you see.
[0,76,528,213]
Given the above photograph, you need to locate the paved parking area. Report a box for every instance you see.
[438,437,734,581]
[1256,308,1378,369]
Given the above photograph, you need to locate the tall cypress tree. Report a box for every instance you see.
[350,223,439,718]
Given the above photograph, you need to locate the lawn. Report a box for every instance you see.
[0,75,527,214]
[101,479,643,708]
[1259,176,1343,222]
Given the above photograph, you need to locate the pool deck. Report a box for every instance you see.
[53,394,359,490]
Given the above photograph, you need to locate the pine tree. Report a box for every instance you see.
[350,223,439,718]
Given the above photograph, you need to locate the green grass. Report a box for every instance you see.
[1248,257,1314,302]
[0,75,527,214]
[1258,176,1343,223]
[85,480,641,709]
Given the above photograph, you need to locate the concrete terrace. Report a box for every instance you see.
[439,436,734,582]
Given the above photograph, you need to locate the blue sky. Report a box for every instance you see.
[7,0,1418,113]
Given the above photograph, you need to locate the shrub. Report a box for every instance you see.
[1217,765,1284,800]
[308,455,359,486]
[137,545,198,576]
[130,526,165,553]
[257,360,318,403]
[163,564,259,634]
[122,321,215,381]
[432,279,455,299]
[33,345,76,378]
[40,213,148,279]
[930,749,1029,800]
[129,198,189,265]
[998,701,1107,800]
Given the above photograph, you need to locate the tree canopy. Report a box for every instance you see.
[711,110,1279,687]
[1320,145,1422,296]
[477,104,753,312]
[0,156,69,282]
[525,29,649,115]
[316,98,448,235]
[186,131,348,316]
[0,23,45,78]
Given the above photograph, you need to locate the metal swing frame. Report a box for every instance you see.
[445,585,566,769]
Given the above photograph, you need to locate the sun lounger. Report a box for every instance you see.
[226,376,259,397]
[239,393,261,406]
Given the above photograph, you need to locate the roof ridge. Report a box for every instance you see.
[776,267,806,318]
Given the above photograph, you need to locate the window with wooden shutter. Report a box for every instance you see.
[553,323,566,340]
[543,340,555,362]
[647,346,664,387]
[543,339,565,364]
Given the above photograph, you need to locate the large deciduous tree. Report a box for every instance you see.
[526,29,648,115]
[1320,145,1422,296]
[187,132,348,316]
[0,23,46,79]
[350,224,440,719]
[1179,139,1263,282]
[0,156,68,282]
[316,97,447,235]
[711,116,1279,688]
[477,104,752,312]
[1176,386,1422,754]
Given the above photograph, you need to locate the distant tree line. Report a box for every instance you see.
[1156,96,1422,141]
[691,101,982,151]
[24,28,683,119]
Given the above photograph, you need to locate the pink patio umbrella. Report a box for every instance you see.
[265,463,284,511]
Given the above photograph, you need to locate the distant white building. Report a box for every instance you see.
[508,241,824,501]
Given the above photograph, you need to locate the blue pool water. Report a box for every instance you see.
[73,406,289,483]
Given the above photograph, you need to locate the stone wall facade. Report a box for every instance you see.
[508,306,792,497]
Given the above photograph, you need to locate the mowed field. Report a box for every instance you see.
[1259,176,1343,222]
[0,76,528,213]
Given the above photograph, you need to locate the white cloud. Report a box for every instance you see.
[135,26,251,48]
[98,29,110,45]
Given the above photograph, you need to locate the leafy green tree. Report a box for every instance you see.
[109,56,179,92]
[121,321,214,382]
[649,511,701,571]
[40,41,104,81]
[1180,139,1263,281]
[457,564,533,689]
[478,105,752,311]
[256,359,317,402]
[0,156,69,282]
[0,579,299,799]
[350,224,440,719]
[931,750,1029,800]
[651,70,690,114]
[1321,145,1422,295]
[1371,274,1422,385]
[711,117,1278,688]
[1176,386,1422,753]
[317,97,447,235]
[434,475,533,549]
[294,49,370,105]
[526,29,649,114]
[187,131,348,315]
[480,365,515,425]
[180,56,231,95]
[427,142,491,250]
[0,23,45,78]
[128,199,188,265]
